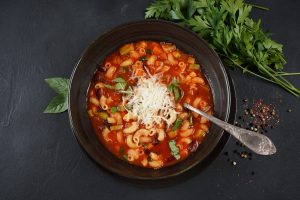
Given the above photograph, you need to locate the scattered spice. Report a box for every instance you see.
[223,98,280,176]
[238,99,280,134]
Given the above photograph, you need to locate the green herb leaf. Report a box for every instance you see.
[104,84,114,89]
[44,93,68,113]
[44,77,69,94]
[168,140,180,160]
[168,78,182,100]
[146,49,152,54]
[172,118,183,131]
[139,56,147,62]
[119,146,128,160]
[110,106,118,114]
[115,82,126,90]
[44,77,69,113]
[113,77,126,83]
[173,86,181,100]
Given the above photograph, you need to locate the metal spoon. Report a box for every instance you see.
[184,103,276,155]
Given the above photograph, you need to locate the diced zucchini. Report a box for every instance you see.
[110,125,123,131]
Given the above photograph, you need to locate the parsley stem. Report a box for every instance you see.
[275,72,300,76]
[224,56,275,83]
[247,4,270,11]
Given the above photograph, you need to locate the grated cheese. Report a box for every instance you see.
[122,75,177,127]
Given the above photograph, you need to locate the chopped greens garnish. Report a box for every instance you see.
[168,140,180,160]
[104,84,114,89]
[119,146,128,160]
[139,56,147,62]
[168,78,182,101]
[119,86,133,94]
[115,82,126,90]
[172,118,183,131]
[173,87,181,101]
[110,106,118,114]
[146,49,152,54]
[113,77,126,83]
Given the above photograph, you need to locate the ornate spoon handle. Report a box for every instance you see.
[184,103,276,155]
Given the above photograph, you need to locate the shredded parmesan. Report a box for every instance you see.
[122,75,177,127]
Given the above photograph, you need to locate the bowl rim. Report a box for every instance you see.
[68,19,231,180]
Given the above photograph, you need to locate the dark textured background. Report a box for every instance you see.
[0,0,299,199]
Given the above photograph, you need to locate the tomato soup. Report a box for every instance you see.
[87,41,213,169]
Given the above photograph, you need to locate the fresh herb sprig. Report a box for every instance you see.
[44,77,69,113]
[145,0,300,96]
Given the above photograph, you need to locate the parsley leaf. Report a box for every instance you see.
[145,0,300,97]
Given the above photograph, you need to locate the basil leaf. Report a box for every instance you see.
[173,86,181,100]
[110,106,118,114]
[115,82,126,90]
[104,84,114,89]
[113,77,126,83]
[167,84,173,93]
[44,77,69,113]
[172,118,183,131]
[168,78,181,101]
[168,140,180,160]
[44,77,69,94]
[44,93,68,113]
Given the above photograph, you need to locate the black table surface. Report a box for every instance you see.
[1,0,299,199]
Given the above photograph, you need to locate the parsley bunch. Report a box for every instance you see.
[145,0,300,96]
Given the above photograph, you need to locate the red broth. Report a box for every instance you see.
[87,41,213,169]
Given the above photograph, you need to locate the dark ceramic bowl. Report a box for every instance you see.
[68,20,231,180]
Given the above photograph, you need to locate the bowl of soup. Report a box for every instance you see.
[68,20,231,179]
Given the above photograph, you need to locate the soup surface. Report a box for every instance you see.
[87,41,213,169]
